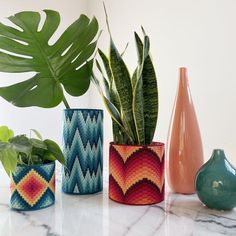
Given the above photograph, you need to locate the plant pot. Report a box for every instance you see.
[109,142,165,205]
[62,109,103,194]
[10,161,55,211]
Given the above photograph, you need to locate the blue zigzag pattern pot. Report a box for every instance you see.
[10,162,55,211]
[62,109,103,194]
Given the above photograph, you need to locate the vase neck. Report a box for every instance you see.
[211,149,226,161]
[179,67,189,87]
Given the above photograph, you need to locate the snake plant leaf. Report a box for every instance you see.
[98,49,113,83]
[133,33,158,144]
[92,74,123,129]
[0,10,98,108]
[95,59,110,98]
[97,49,120,113]
[109,39,136,143]
[133,34,150,144]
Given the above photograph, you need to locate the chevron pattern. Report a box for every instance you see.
[62,109,103,194]
[10,162,55,211]
[109,143,165,205]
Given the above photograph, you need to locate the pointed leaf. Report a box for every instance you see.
[44,139,65,165]
[109,39,136,142]
[133,33,158,144]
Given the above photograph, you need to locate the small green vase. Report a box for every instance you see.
[195,149,236,210]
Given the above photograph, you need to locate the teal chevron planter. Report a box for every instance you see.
[62,109,103,194]
[10,162,55,211]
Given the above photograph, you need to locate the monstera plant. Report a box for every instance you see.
[0,10,98,108]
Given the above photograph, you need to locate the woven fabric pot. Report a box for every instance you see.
[62,109,103,194]
[109,142,165,205]
[10,161,55,211]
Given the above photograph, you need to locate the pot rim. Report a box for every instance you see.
[63,108,103,112]
[16,161,55,168]
[110,141,164,147]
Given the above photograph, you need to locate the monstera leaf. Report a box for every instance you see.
[0,10,98,108]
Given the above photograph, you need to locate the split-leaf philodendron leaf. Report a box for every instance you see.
[0,10,98,108]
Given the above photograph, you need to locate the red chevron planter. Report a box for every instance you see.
[109,142,165,205]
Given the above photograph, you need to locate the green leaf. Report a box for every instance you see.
[9,135,32,155]
[0,10,98,108]
[0,126,14,142]
[98,49,113,83]
[133,33,158,144]
[30,129,43,140]
[97,49,120,111]
[43,151,56,162]
[95,60,110,98]
[0,148,18,176]
[44,139,65,165]
[109,39,136,143]
[30,138,47,150]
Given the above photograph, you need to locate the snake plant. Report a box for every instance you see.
[92,29,158,145]
[0,10,98,108]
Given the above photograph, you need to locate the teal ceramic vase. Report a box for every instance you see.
[195,149,236,210]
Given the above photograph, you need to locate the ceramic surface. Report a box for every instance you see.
[167,68,204,194]
[195,149,236,210]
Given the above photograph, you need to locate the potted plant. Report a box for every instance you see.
[92,21,164,204]
[0,126,65,210]
[0,10,103,194]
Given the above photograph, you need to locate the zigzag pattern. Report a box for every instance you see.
[10,162,55,211]
[62,109,103,194]
[109,143,165,205]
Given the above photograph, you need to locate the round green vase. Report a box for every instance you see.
[195,149,236,210]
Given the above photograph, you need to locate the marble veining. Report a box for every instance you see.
[0,170,236,236]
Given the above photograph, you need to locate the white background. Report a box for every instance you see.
[0,0,236,174]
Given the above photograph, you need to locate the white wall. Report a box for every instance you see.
[89,0,236,165]
[0,0,236,169]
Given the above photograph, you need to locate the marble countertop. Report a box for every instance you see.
[0,170,236,236]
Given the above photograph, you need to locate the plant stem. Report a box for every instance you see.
[63,96,70,109]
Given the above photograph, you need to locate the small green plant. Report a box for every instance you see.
[0,10,99,108]
[92,14,158,145]
[0,126,65,176]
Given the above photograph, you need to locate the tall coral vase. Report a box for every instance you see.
[109,142,165,205]
[167,68,204,194]
[62,109,103,194]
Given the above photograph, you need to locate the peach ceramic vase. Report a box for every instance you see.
[167,67,204,194]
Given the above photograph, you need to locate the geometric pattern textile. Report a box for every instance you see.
[10,162,55,211]
[109,142,165,205]
[62,109,103,194]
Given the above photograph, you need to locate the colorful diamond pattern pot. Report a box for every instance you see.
[62,109,103,194]
[10,161,55,211]
[109,142,165,205]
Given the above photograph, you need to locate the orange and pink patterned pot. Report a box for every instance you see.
[109,142,165,205]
